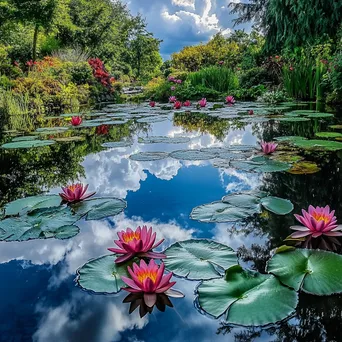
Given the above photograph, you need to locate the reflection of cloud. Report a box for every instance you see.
[218,168,261,193]
[33,292,147,342]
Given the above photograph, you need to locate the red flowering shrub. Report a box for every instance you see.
[88,58,114,92]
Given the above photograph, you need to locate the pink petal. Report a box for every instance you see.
[115,253,134,264]
[165,289,184,298]
[324,232,342,237]
[290,231,312,238]
[156,281,176,293]
[141,252,166,259]
[290,225,310,231]
[121,276,142,291]
[152,239,164,249]
[107,248,125,254]
[144,293,157,307]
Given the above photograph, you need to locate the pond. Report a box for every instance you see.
[0,101,342,342]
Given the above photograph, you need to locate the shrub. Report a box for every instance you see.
[239,67,275,88]
[232,85,267,100]
[259,90,290,103]
[65,62,93,85]
[329,52,342,96]
[187,66,239,93]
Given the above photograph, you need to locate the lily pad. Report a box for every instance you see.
[170,149,216,161]
[307,113,334,118]
[54,136,85,142]
[277,117,310,122]
[274,136,307,142]
[267,248,342,295]
[136,116,168,123]
[102,141,132,148]
[288,161,321,174]
[138,136,190,144]
[36,127,69,133]
[197,265,298,326]
[12,136,38,142]
[315,132,342,139]
[329,125,342,130]
[163,239,237,280]
[259,196,294,215]
[77,255,129,294]
[72,197,127,220]
[129,152,169,161]
[1,140,56,149]
[190,201,256,223]
[230,156,291,173]
[293,139,342,151]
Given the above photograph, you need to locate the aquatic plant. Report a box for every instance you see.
[290,205,342,238]
[225,95,235,105]
[174,101,182,109]
[169,96,177,103]
[149,101,156,107]
[108,226,166,263]
[71,116,82,126]
[171,86,176,91]
[121,259,183,307]
[59,183,96,203]
[261,141,278,155]
[198,98,207,107]
[183,100,191,107]
[248,110,254,115]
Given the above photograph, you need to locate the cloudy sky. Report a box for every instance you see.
[126,0,249,59]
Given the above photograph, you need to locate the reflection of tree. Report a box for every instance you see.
[173,112,246,141]
[217,293,342,341]
[0,120,148,206]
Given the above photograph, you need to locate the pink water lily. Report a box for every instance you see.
[260,141,278,155]
[149,101,156,107]
[248,110,254,115]
[108,226,166,263]
[121,259,184,307]
[183,100,191,107]
[226,96,235,105]
[174,101,182,109]
[59,183,95,203]
[290,205,342,238]
[71,116,82,126]
[198,98,207,107]
[171,86,176,91]
[169,96,177,103]
[176,79,182,84]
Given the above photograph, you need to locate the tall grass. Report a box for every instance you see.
[0,90,31,115]
[282,59,326,100]
[187,66,239,93]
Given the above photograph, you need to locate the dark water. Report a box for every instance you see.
[0,103,342,342]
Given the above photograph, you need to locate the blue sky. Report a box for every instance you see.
[126,0,249,60]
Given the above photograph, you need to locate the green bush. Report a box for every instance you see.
[231,85,267,100]
[239,67,274,88]
[187,66,239,93]
[66,62,93,85]
[329,52,342,96]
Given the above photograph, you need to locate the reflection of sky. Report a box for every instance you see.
[0,116,268,341]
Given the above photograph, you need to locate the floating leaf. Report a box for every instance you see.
[288,161,321,174]
[260,196,294,215]
[329,125,342,130]
[163,239,237,280]
[12,136,38,142]
[138,136,190,144]
[129,152,169,161]
[190,201,256,223]
[274,136,307,142]
[102,141,132,148]
[277,117,310,122]
[315,132,342,139]
[222,193,261,211]
[54,136,85,142]
[170,149,216,160]
[307,113,334,118]
[72,197,126,220]
[230,156,291,173]
[197,265,298,326]
[1,140,56,149]
[267,249,342,295]
[137,116,168,123]
[77,255,129,294]
[36,127,69,132]
[293,139,342,151]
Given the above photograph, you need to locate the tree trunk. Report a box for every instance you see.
[33,25,39,61]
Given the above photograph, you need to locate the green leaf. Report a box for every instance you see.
[4,195,62,217]
[231,156,291,173]
[288,161,321,174]
[72,197,126,220]
[190,201,256,223]
[197,266,298,325]
[170,149,216,160]
[138,136,190,144]
[129,152,169,161]
[222,194,261,211]
[293,139,342,151]
[12,136,39,142]
[163,239,237,280]
[137,116,168,123]
[1,140,56,149]
[315,132,342,139]
[267,249,342,295]
[260,196,294,215]
[77,254,129,294]
[102,141,133,148]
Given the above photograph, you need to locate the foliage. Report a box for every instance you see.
[260,90,290,104]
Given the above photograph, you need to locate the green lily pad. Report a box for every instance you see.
[197,265,298,326]
[190,201,256,223]
[163,239,237,280]
[307,113,334,118]
[136,116,168,123]
[138,136,190,144]
[293,139,342,151]
[71,197,126,221]
[4,195,62,216]
[260,196,294,215]
[288,161,321,174]
[267,248,342,295]
[222,193,261,211]
[12,136,38,142]
[77,254,129,294]
[129,152,169,161]
[102,141,132,148]
[329,125,342,130]
[271,153,303,163]
[315,132,342,139]
[36,127,69,133]
[170,149,216,161]
[54,136,85,142]
[274,136,307,142]
[1,140,56,149]
[277,117,310,122]
[230,156,291,173]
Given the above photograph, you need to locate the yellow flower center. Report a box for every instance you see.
[67,184,81,192]
[312,212,330,223]
[136,270,158,284]
[122,231,141,243]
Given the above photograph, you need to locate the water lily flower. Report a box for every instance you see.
[121,259,184,307]
[260,141,278,155]
[171,86,176,91]
[149,101,156,107]
[71,116,82,126]
[176,79,182,84]
[248,110,254,115]
[169,96,177,103]
[289,66,294,71]
[174,101,182,109]
[96,125,109,135]
[183,100,191,107]
[198,98,207,107]
[59,183,95,203]
[226,96,235,105]
[108,226,166,263]
[290,205,342,238]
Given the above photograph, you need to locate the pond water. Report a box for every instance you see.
[0,102,342,342]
